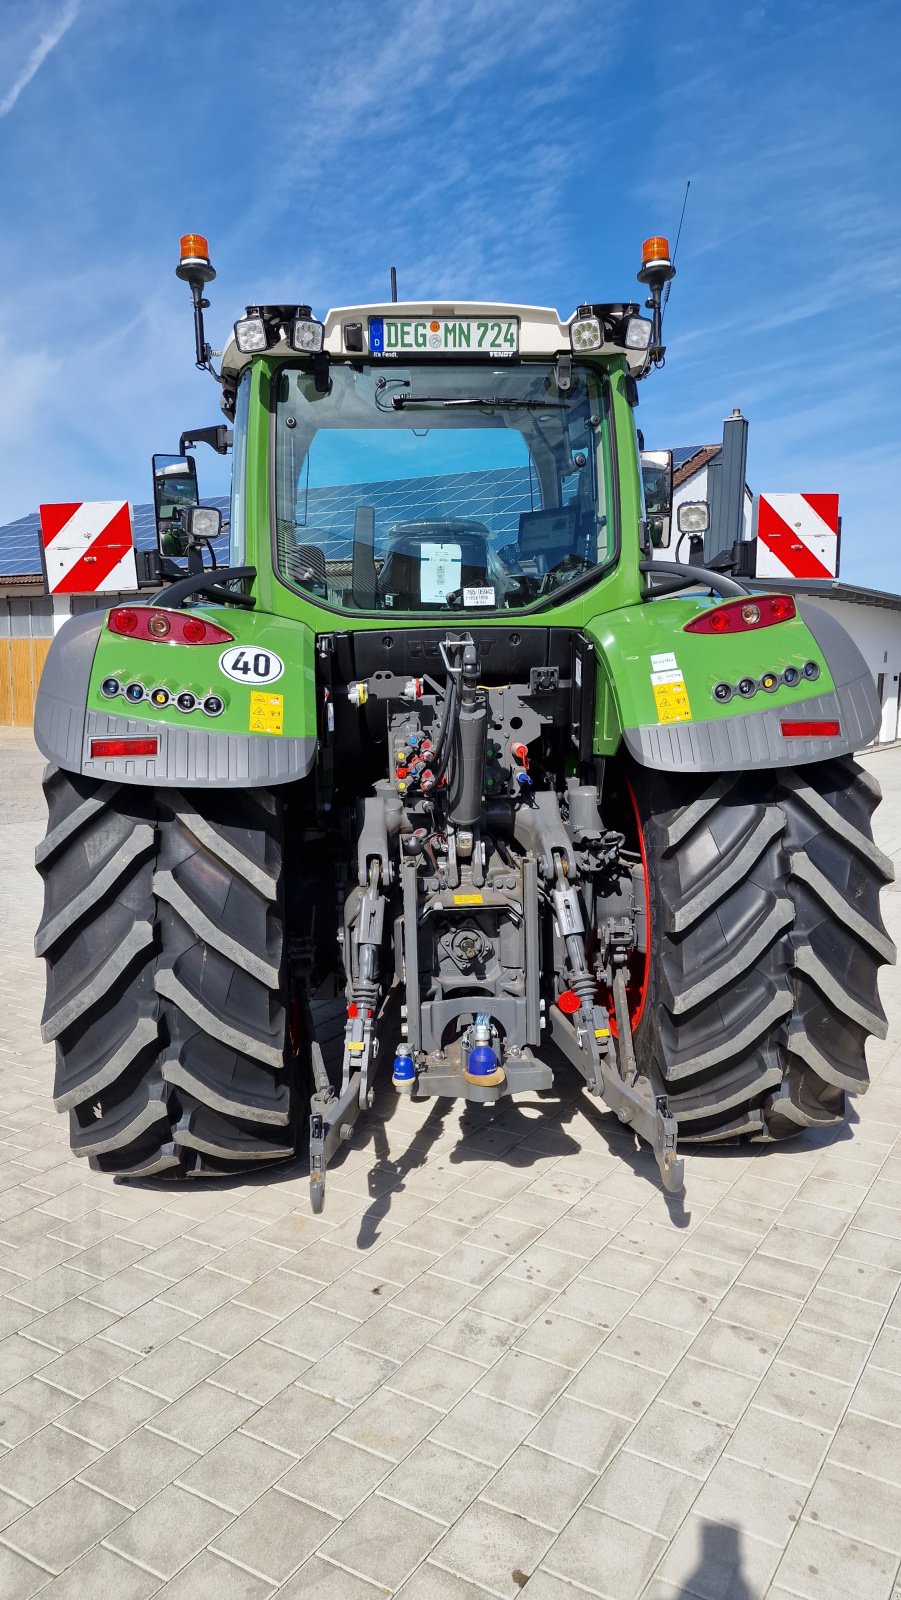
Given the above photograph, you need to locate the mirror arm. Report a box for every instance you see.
[151,567,257,610]
[640,560,749,599]
[179,426,233,455]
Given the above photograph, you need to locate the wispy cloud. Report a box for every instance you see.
[0,1,78,117]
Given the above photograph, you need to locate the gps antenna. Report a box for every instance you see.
[390,267,398,303]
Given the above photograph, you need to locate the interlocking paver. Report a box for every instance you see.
[79,1425,198,1509]
[53,1375,164,1449]
[174,1428,294,1512]
[317,1493,439,1590]
[278,1433,393,1518]
[482,1442,595,1531]
[543,1505,667,1598]
[2,1478,127,1572]
[211,1486,336,1583]
[103,1481,232,1580]
[726,1406,831,1484]
[0,1421,101,1505]
[7,1542,160,1600]
[150,1548,276,1598]
[0,1543,59,1600]
[378,1438,494,1524]
[773,1517,899,1600]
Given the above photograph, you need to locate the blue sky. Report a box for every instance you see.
[1,0,899,587]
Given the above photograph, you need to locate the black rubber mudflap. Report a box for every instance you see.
[629,757,895,1143]
[36,769,298,1179]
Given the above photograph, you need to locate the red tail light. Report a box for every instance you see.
[683,595,796,635]
[781,721,840,738]
[90,738,159,758]
[107,608,234,645]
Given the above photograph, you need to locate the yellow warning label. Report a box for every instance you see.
[249,691,284,734]
[652,677,692,724]
[346,1041,364,1053]
[453,893,484,906]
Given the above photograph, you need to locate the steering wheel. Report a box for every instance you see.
[537,554,588,595]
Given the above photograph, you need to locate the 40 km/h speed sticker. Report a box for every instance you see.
[219,646,285,686]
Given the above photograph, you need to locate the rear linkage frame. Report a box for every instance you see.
[306,633,683,1213]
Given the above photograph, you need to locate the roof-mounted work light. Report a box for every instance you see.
[175,233,217,372]
[292,315,324,353]
[570,313,604,352]
[234,309,270,353]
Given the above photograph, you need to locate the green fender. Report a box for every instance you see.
[585,595,880,771]
[34,604,319,787]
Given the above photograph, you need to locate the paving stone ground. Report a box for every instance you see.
[1,725,901,1600]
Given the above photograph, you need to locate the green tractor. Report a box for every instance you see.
[34,233,895,1207]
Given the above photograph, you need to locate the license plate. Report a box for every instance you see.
[368,316,518,356]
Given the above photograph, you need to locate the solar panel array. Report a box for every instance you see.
[0,452,707,583]
[287,467,535,565]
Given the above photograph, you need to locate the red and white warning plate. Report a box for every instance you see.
[756,493,839,581]
[39,502,137,595]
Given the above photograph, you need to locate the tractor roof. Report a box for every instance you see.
[219,301,648,381]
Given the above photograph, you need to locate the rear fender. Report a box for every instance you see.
[586,597,879,771]
[34,606,319,787]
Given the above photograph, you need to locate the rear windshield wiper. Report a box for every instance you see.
[391,394,567,411]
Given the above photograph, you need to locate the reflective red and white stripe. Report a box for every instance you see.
[39,502,137,594]
[756,493,839,581]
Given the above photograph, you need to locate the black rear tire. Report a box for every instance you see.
[36,769,301,1178]
[626,756,895,1141]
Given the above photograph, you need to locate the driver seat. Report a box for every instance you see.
[379,529,491,609]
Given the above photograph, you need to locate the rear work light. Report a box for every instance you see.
[781,721,840,738]
[90,738,159,758]
[107,608,234,645]
[683,594,796,635]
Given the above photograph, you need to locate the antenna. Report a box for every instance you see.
[662,180,690,310]
[390,267,398,303]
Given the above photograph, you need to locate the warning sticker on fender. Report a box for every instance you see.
[651,667,692,724]
[249,691,284,734]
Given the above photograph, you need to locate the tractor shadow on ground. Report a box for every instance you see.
[123,1058,861,1252]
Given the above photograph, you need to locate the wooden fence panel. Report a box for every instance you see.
[0,641,11,725]
[10,639,33,725]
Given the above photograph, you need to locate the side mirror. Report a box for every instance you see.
[152,453,199,557]
[677,501,710,535]
[640,449,673,548]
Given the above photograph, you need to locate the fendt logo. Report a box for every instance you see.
[39,501,137,594]
[756,493,840,581]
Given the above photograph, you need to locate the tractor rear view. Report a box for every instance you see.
[34,234,894,1209]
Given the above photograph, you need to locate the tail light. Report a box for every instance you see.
[683,595,796,635]
[107,608,234,645]
[90,738,159,758]
[781,721,840,738]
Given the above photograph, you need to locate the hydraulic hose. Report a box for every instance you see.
[431,676,458,782]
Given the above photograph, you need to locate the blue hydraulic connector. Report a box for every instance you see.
[392,1046,416,1093]
[464,1013,505,1086]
